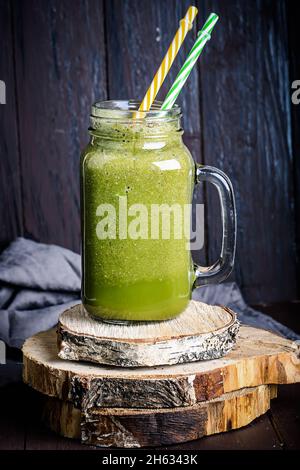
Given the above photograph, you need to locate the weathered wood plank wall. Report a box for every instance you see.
[199,0,296,301]
[0,0,298,304]
[287,0,300,296]
[0,0,23,243]
[12,0,107,249]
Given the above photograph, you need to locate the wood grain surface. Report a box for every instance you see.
[23,326,300,409]
[0,0,299,303]
[57,302,239,367]
[3,302,300,450]
[42,385,276,447]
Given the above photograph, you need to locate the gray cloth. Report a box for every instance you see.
[0,238,80,348]
[0,237,299,348]
[193,284,299,341]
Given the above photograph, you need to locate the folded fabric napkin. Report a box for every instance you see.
[0,238,80,348]
[0,237,298,348]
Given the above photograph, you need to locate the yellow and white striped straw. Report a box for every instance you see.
[137,6,198,115]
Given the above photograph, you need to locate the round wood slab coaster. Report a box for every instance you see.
[57,301,240,367]
[42,384,277,447]
[23,327,300,410]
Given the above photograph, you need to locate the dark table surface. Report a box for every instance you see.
[0,302,300,451]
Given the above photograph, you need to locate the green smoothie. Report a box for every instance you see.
[81,102,195,321]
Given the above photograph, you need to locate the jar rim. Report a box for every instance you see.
[91,100,181,121]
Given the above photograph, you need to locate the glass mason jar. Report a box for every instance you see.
[81,100,236,322]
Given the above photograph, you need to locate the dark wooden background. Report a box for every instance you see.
[0,0,299,304]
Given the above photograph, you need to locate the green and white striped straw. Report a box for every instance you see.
[161,13,219,110]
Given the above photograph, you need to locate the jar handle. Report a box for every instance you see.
[193,164,237,288]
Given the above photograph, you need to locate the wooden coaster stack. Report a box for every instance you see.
[22,301,300,447]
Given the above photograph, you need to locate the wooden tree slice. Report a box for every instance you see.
[57,302,240,367]
[42,384,277,448]
[23,327,300,409]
